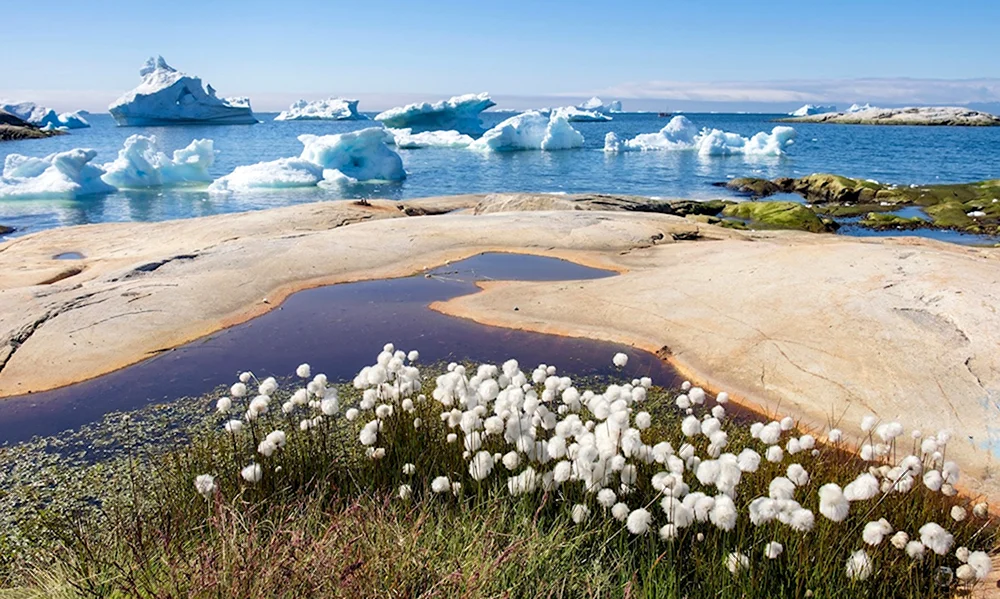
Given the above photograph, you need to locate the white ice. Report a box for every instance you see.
[847,103,879,113]
[374,93,495,134]
[471,111,584,152]
[389,129,474,149]
[210,127,405,191]
[0,101,90,129]
[274,98,368,121]
[109,56,258,126]
[578,96,623,113]
[0,149,115,200]
[101,135,215,188]
[604,116,796,156]
[551,106,612,122]
[790,104,837,116]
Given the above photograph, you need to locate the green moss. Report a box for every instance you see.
[812,203,894,218]
[925,202,975,229]
[858,213,927,230]
[721,201,834,233]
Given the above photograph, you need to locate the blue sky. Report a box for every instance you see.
[3,0,1000,112]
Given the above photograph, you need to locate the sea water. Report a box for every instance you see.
[2,112,999,240]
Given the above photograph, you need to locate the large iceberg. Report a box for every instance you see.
[551,106,611,122]
[210,127,404,191]
[471,111,584,152]
[374,93,495,134]
[274,98,368,121]
[109,56,258,126]
[0,101,90,129]
[101,135,215,188]
[0,149,115,200]
[578,96,623,113]
[604,115,795,156]
[389,129,474,149]
[790,104,836,116]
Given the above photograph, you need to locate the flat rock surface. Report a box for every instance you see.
[780,106,1000,126]
[2,194,999,503]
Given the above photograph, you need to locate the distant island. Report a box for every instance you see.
[779,105,1000,126]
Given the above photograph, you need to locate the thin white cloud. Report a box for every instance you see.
[574,78,1000,106]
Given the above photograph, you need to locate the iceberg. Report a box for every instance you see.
[604,116,795,156]
[847,103,878,113]
[211,127,404,191]
[100,135,215,188]
[0,101,90,129]
[389,128,474,149]
[109,56,258,126]
[578,96,623,113]
[0,149,115,200]
[551,106,612,122]
[471,111,584,152]
[790,104,837,116]
[274,98,368,121]
[374,93,495,134]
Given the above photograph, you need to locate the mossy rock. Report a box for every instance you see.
[858,213,927,230]
[925,202,975,229]
[716,177,782,198]
[0,225,13,235]
[812,203,894,217]
[721,202,835,233]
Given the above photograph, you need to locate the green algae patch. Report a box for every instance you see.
[858,213,927,230]
[721,202,835,233]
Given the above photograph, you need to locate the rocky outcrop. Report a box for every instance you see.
[778,106,1000,126]
[721,201,838,233]
[0,110,64,141]
[722,174,1000,236]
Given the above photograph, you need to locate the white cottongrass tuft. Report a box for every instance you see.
[612,353,628,368]
[819,483,850,522]
[230,382,247,398]
[398,484,412,500]
[611,502,630,521]
[626,508,652,535]
[431,476,451,494]
[194,474,217,498]
[725,552,750,575]
[296,363,311,378]
[240,463,263,484]
[845,550,872,580]
[862,519,893,546]
[216,397,232,413]
[764,541,783,559]
[890,531,909,550]
[918,522,954,555]
[973,502,989,518]
[905,540,925,560]
[968,551,992,580]
[571,504,591,524]
[402,463,415,475]
[951,505,967,522]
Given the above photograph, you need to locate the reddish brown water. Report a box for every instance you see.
[0,253,679,444]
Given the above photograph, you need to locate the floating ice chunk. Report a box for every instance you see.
[210,127,404,191]
[471,111,584,152]
[551,106,612,122]
[579,96,623,113]
[374,93,495,134]
[0,101,90,129]
[790,104,837,116]
[208,158,323,191]
[604,116,795,157]
[389,128,474,149]
[101,135,215,188]
[0,149,115,200]
[274,98,368,121]
[298,128,405,181]
[109,56,257,126]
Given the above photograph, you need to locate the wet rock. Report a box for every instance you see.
[721,201,837,233]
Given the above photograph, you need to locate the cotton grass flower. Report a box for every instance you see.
[905,540,925,560]
[845,550,872,580]
[224,420,244,434]
[469,451,494,481]
[819,483,850,522]
[725,552,749,575]
[626,508,652,535]
[431,476,451,494]
[612,353,628,368]
[951,505,967,522]
[194,474,217,498]
[968,551,992,580]
[890,531,909,550]
[764,542,783,559]
[402,463,415,475]
[611,502,630,521]
[296,363,311,378]
[973,502,989,518]
[240,463,263,484]
[918,522,954,555]
[398,484,412,500]
[862,519,893,545]
[597,488,616,508]
[571,504,591,524]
